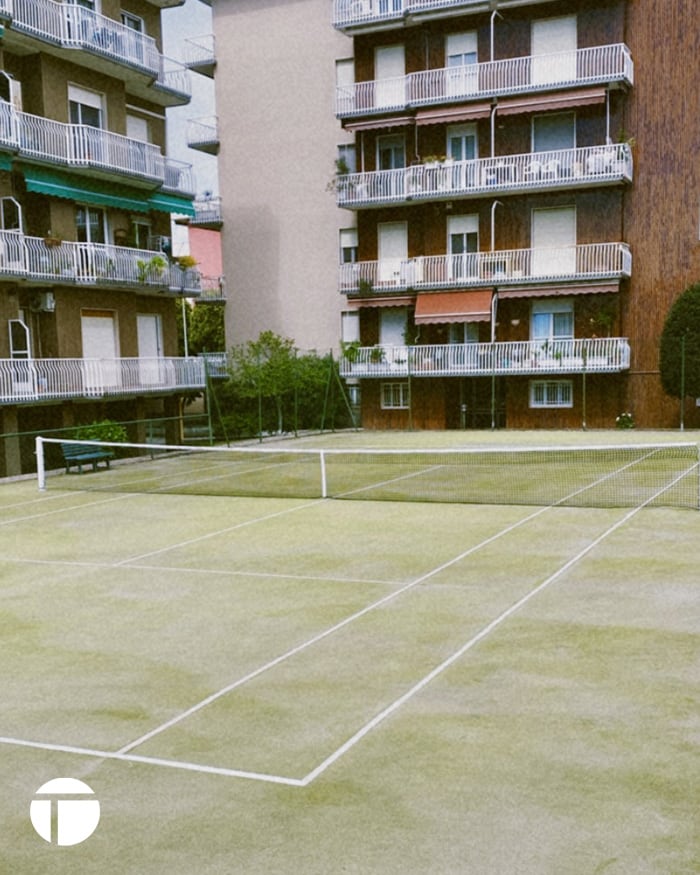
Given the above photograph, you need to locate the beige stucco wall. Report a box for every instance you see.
[214,0,355,354]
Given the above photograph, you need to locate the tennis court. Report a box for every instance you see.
[1,430,698,874]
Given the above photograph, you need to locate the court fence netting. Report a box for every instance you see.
[35,436,700,510]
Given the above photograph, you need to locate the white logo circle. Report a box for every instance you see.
[30,778,101,846]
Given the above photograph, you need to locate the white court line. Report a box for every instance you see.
[113,499,323,566]
[335,464,445,498]
[4,456,693,784]
[300,462,698,785]
[0,491,137,527]
[0,736,304,786]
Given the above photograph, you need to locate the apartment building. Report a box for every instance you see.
[332,0,700,429]
[213,0,355,354]
[0,0,207,476]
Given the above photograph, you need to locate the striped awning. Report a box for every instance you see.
[414,290,493,324]
[495,87,607,116]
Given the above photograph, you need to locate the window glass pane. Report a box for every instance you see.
[553,311,574,338]
[533,112,575,152]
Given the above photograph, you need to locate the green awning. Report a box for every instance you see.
[22,166,195,217]
[23,166,151,212]
[147,191,196,217]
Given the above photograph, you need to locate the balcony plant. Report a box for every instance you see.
[44,231,62,248]
[341,340,361,363]
[137,254,168,283]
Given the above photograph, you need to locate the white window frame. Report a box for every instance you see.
[121,11,144,32]
[339,228,358,264]
[68,83,105,129]
[530,297,574,342]
[530,380,573,408]
[381,382,409,409]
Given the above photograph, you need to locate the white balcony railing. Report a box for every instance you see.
[333,0,560,30]
[186,116,219,151]
[0,103,194,194]
[0,231,201,294]
[337,143,632,208]
[183,33,215,70]
[0,356,205,404]
[336,44,633,117]
[339,338,631,378]
[191,197,223,226]
[10,0,160,74]
[340,243,631,293]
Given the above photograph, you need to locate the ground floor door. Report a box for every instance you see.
[137,313,164,385]
[81,309,120,391]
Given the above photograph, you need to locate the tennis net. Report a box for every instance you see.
[36,437,699,509]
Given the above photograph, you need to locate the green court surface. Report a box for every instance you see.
[1,431,698,874]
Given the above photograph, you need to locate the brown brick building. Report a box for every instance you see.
[332,0,700,429]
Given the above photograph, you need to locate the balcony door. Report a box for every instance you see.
[375,45,405,110]
[137,313,164,385]
[81,309,120,391]
[8,317,33,395]
[447,123,477,189]
[531,206,576,277]
[378,221,407,285]
[446,32,478,98]
[531,16,577,86]
[69,85,105,164]
[448,214,478,281]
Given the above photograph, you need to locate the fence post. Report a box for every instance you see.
[36,436,46,491]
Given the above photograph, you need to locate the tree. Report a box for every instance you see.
[175,300,225,356]
[659,282,700,399]
[228,331,300,435]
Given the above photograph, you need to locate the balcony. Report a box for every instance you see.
[340,242,631,294]
[183,33,215,78]
[0,231,202,296]
[336,44,633,118]
[186,116,219,155]
[339,337,631,378]
[189,197,223,228]
[0,0,191,106]
[333,0,561,31]
[196,276,226,302]
[337,143,632,209]
[0,104,193,195]
[0,356,205,405]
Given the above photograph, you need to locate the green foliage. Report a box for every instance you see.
[659,282,700,398]
[213,331,352,438]
[73,419,128,443]
[176,301,225,356]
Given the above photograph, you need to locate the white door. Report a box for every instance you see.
[380,307,407,363]
[137,313,164,385]
[378,221,408,285]
[448,214,479,280]
[375,45,405,109]
[531,207,576,277]
[81,310,120,391]
[531,16,577,86]
[446,32,478,98]
[8,317,34,395]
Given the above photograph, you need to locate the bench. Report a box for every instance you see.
[61,442,114,474]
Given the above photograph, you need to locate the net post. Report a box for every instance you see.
[320,449,328,498]
[36,436,46,491]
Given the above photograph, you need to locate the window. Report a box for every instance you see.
[448,214,478,280]
[340,228,358,264]
[337,143,356,174]
[121,12,144,32]
[130,220,151,250]
[341,310,360,344]
[76,206,106,244]
[530,380,573,408]
[531,298,574,342]
[532,112,575,153]
[68,85,104,129]
[447,123,477,162]
[381,382,409,409]
[449,323,479,344]
[377,134,405,170]
[446,32,478,97]
[336,58,355,114]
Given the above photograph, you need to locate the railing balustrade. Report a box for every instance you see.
[186,116,219,149]
[12,0,161,76]
[336,44,633,117]
[339,242,631,293]
[0,356,205,403]
[334,0,575,30]
[0,106,194,194]
[339,338,631,378]
[337,144,633,208]
[184,33,215,69]
[0,231,201,294]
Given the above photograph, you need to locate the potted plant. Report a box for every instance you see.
[44,231,62,248]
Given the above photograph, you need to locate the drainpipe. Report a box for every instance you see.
[490,103,497,157]
[490,7,502,63]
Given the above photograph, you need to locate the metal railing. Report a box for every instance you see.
[191,197,223,225]
[337,143,633,208]
[336,44,633,117]
[333,0,560,29]
[186,116,219,149]
[340,242,632,293]
[0,231,201,294]
[10,0,161,75]
[0,356,205,403]
[339,338,631,378]
[197,276,226,301]
[183,33,215,69]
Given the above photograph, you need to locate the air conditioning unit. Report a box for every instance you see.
[30,291,55,313]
